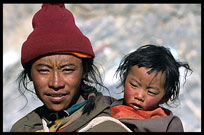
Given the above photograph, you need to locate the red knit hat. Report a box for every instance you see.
[21,3,95,68]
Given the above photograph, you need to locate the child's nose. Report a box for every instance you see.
[135,89,145,102]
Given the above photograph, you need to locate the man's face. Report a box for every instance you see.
[31,54,83,112]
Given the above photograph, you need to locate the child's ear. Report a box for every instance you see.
[160,96,169,104]
[160,99,167,104]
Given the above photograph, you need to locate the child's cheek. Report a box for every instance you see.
[144,97,159,110]
[124,84,135,102]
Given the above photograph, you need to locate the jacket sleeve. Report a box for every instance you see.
[167,116,184,132]
[119,115,184,132]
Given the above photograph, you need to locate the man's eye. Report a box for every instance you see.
[38,69,49,73]
[62,69,74,73]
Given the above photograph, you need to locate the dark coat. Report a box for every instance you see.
[103,96,184,132]
[10,93,130,132]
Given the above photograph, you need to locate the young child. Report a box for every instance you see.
[109,44,192,132]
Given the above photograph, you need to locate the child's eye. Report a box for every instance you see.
[130,82,138,88]
[148,90,158,95]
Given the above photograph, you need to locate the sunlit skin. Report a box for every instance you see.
[31,54,84,112]
[124,65,166,111]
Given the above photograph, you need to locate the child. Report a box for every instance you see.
[109,44,192,132]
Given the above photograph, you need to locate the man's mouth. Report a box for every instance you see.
[46,94,67,97]
[45,93,69,103]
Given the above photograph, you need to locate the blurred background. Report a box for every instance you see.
[3,4,201,132]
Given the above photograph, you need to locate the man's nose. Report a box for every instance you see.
[48,71,65,90]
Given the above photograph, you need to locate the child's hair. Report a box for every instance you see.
[116,44,192,106]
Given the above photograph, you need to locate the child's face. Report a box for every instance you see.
[124,65,166,111]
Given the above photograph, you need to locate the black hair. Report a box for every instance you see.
[115,44,192,106]
[16,56,107,114]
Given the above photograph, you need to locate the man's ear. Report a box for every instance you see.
[28,73,32,81]
[82,73,88,80]
[82,62,90,79]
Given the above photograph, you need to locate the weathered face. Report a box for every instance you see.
[31,54,83,112]
[124,65,166,111]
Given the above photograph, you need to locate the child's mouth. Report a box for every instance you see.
[132,104,143,110]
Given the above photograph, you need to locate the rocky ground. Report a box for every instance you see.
[3,4,201,132]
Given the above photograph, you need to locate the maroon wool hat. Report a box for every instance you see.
[21,3,95,68]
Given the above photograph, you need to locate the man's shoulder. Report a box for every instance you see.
[103,95,124,107]
[10,106,43,132]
